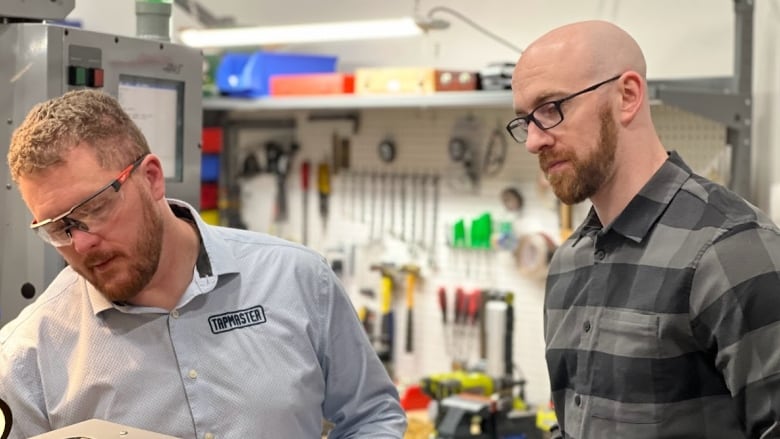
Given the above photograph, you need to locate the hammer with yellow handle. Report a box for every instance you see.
[370,263,396,364]
[401,264,421,353]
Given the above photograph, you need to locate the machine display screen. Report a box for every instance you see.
[118,75,185,181]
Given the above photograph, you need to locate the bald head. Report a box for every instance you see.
[513,20,646,92]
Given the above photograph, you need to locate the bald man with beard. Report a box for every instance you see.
[507,21,780,438]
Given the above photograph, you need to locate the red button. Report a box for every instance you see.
[88,67,104,88]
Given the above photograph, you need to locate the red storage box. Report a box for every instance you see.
[202,127,223,154]
[201,182,218,210]
[270,73,355,96]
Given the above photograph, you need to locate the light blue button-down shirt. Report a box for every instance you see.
[0,199,406,439]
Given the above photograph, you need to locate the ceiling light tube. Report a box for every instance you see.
[179,17,423,48]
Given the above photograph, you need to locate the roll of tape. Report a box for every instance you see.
[515,232,557,278]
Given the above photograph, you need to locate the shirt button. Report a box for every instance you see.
[583,321,591,332]
[171,310,180,319]
[188,369,198,379]
[595,249,605,260]
[574,394,582,406]
[204,433,214,439]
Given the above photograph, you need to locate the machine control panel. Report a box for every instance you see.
[67,44,104,88]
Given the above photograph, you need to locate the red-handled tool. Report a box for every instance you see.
[468,289,482,325]
[455,287,467,326]
[453,287,467,368]
[438,286,448,324]
[301,161,310,245]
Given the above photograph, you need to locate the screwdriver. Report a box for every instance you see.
[317,162,331,231]
[453,287,467,368]
[438,286,448,324]
[438,286,451,359]
[300,161,310,245]
[468,289,482,326]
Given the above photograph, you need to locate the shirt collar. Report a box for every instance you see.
[574,151,692,244]
[87,198,240,315]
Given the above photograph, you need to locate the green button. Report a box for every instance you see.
[74,67,86,86]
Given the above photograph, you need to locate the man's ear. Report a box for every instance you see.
[140,154,166,200]
[617,71,644,125]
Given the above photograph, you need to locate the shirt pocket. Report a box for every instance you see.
[590,309,662,424]
[596,309,659,359]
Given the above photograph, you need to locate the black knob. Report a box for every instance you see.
[21,282,36,299]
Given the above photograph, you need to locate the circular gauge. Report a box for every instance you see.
[448,137,468,162]
[378,139,396,163]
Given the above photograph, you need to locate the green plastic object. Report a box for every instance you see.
[453,220,467,248]
[469,213,493,249]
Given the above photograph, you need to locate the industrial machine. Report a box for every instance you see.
[0,0,203,326]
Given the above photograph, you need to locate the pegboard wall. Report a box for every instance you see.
[227,103,728,406]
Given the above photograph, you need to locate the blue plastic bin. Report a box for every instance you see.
[201,153,220,182]
[216,51,337,97]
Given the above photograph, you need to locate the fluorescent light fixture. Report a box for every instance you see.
[179,17,423,48]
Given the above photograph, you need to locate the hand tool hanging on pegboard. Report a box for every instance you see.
[361,171,368,225]
[379,173,387,240]
[428,174,441,270]
[482,124,508,177]
[389,173,396,238]
[453,286,468,370]
[401,264,421,353]
[418,173,428,251]
[317,161,331,232]
[370,263,397,374]
[332,132,351,220]
[437,286,450,358]
[400,173,407,242]
[370,171,378,243]
[267,140,299,232]
[409,173,418,254]
[300,160,310,245]
[448,114,484,191]
[350,170,359,222]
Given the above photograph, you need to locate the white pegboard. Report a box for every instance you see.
[652,105,730,185]
[233,103,728,406]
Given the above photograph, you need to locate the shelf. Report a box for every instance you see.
[202,90,514,112]
[202,77,733,113]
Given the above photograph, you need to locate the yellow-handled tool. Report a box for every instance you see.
[370,263,396,366]
[317,161,331,231]
[401,264,421,353]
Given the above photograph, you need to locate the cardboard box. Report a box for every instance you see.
[355,67,478,94]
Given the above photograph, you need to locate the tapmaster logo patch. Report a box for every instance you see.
[208,305,266,334]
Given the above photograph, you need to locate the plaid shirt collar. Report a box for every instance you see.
[574,151,692,244]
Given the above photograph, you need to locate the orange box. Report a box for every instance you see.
[354,67,478,95]
[269,73,355,96]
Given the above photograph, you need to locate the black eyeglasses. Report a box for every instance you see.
[30,154,148,247]
[505,74,622,144]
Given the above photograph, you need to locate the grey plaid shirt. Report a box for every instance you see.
[545,151,780,439]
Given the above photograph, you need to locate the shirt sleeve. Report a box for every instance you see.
[316,260,407,438]
[689,224,780,438]
[0,335,51,439]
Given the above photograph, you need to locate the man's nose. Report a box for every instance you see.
[524,122,553,154]
[68,228,101,254]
